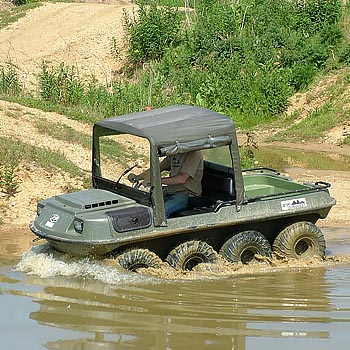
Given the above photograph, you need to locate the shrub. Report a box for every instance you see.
[122,2,182,65]
[12,0,38,6]
[293,0,342,35]
[12,0,28,5]
[0,62,21,95]
[39,62,84,106]
[0,161,20,197]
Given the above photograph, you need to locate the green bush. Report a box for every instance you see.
[12,0,38,6]
[12,0,28,5]
[0,62,21,95]
[0,161,20,197]
[154,0,345,126]
[39,62,85,106]
[123,2,182,65]
[2,0,349,131]
[293,0,342,35]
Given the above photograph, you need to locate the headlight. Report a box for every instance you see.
[73,218,84,234]
[37,203,45,217]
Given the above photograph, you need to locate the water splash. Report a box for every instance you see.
[15,243,350,283]
[15,244,154,285]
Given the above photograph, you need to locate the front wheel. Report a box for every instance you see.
[117,249,163,271]
[166,240,218,271]
[220,230,272,264]
[273,221,326,259]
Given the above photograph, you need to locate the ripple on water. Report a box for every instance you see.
[8,240,350,350]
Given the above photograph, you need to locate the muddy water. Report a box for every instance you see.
[0,227,350,350]
[205,145,350,171]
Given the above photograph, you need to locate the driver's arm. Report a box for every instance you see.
[138,168,150,181]
[138,156,170,181]
[161,172,190,186]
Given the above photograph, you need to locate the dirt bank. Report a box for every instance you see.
[0,2,349,228]
[0,1,135,87]
[1,97,349,227]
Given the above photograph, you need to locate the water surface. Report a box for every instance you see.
[1,226,350,350]
[205,146,350,171]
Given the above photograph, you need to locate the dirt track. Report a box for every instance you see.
[0,1,135,87]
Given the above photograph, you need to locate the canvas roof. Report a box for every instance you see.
[95,105,235,147]
[93,105,245,222]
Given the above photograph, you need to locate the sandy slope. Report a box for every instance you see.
[0,1,135,87]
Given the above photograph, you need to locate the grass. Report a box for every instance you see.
[267,67,350,141]
[0,93,102,124]
[34,118,92,148]
[0,136,87,178]
[33,118,142,163]
[0,134,92,196]
[0,2,40,30]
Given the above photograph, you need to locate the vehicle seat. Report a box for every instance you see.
[200,167,235,202]
[173,166,236,217]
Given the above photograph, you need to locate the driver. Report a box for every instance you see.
[129,151,203,218]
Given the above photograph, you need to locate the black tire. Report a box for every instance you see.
[273,221,326,259]
[166,240,218,271]
[220,230,272,264]
[117,249,163,271]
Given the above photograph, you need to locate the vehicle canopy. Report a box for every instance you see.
[92,105,244,225]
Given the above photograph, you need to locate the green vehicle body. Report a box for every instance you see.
[30,105,335,264]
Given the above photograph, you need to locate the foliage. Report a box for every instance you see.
[1,0,349,132]
[0,62,21,95]
[122,2,182,65]
[239,132,259,169]
[0,157,20,197]
[186,0,343,122]
[36,60,174,119]
[12,0,40,5]
[293,0,342,34]
[117,0,345,128]
[39,62,85,106]
[0,2,40,30]
[12,0,29,6]
[0,136,86,179]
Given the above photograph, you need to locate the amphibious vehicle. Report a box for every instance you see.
[30,105,335,271]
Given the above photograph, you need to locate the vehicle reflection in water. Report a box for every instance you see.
[27,264,337,350]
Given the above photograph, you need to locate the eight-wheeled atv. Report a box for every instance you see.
[30,105,335,271]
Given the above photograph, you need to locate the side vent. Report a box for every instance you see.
[106,207,152,232]
[85,199,118,210]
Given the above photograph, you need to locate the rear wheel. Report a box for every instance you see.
[166,240,218,271]
[220,230,272,264]
[273,221,326,259]
[117,249,163,271]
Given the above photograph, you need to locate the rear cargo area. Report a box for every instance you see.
[243,173,311,198]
